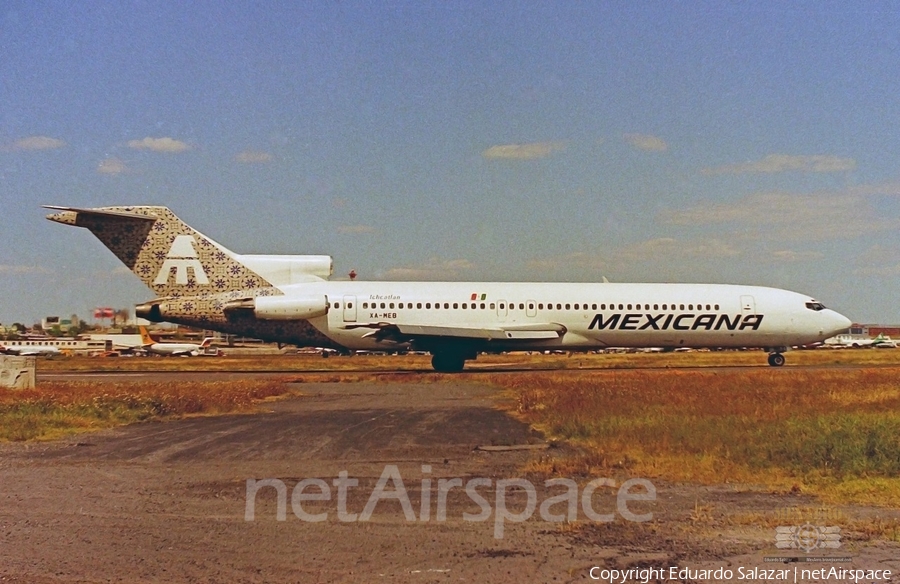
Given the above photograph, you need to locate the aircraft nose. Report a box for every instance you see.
[827,310,852,335]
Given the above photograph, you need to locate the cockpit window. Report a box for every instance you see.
[805,301,826,311]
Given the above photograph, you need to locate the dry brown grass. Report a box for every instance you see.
[18,350,900,507]
[36,347,900,373]
[0,378,294,441]
[487,367,900,505]
[37,353,437,372]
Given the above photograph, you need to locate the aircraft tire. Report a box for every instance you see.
[767,353,785,367]
[431,352,466,373]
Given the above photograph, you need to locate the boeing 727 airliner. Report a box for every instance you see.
[44,206,852,371]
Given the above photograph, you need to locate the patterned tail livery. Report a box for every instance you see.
[44,206,272,297]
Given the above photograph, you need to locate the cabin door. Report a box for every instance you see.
[343,296,357,322]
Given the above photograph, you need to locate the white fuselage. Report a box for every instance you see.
[45,204,855,370]
[0,341,62,356]
[279,281,850,352]
[144,342,203,356]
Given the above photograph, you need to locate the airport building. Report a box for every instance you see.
[41,315,81,333]
[849,323,900,337]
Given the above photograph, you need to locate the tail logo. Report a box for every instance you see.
[154,235,210,286]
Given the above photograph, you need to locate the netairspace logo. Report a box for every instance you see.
[776,523,841,552]
[244,464,656,538]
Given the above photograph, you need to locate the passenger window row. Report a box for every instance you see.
[334,301,723,311]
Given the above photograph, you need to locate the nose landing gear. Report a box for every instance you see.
[767,352,785,367]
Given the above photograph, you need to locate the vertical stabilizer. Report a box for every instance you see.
[44,206,273,297]
[138,325,155,346]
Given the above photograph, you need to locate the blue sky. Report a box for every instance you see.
[2,2,900,325]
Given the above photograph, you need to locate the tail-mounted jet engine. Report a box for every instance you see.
[135,294,329,323]
[223,295,329,320]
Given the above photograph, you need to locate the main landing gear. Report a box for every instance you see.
[767,352,785,367]
[430,347,477,373]
[431,352,466,373]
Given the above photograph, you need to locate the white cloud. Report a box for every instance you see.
[852,245,900,276]
[527,252,597,272]
[660,186,899,240]
[857,244,895,264]
[702,154,856,175]
[382,258,474,280]
[527,237,740,275]
[844,182,900,197]
[3,136,66,151]
[337,225,376,234]
[771,250,824,262]
[0,265,49,274]
[623,133,668,152]
[482,141,565,160]
[97,157,128,175]
[127,137,191,153]
[854,265,900,277]
[614,237,740,262]
[234,150,272,163]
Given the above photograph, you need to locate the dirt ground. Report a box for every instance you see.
[1,378,898,583]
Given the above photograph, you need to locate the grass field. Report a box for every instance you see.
[487,366,900,506]
[0,378,295,441]
[9,349,900,507]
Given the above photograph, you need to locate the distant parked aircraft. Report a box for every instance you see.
[139,326,214,356]
[827,333,896,348]
[0,342,61,356]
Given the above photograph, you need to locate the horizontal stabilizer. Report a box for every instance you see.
[43,205,158,222]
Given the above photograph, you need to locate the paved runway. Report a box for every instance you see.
[5,371,899,582]
[0,380,613,583]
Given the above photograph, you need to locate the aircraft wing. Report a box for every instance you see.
[344,322,566,343]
